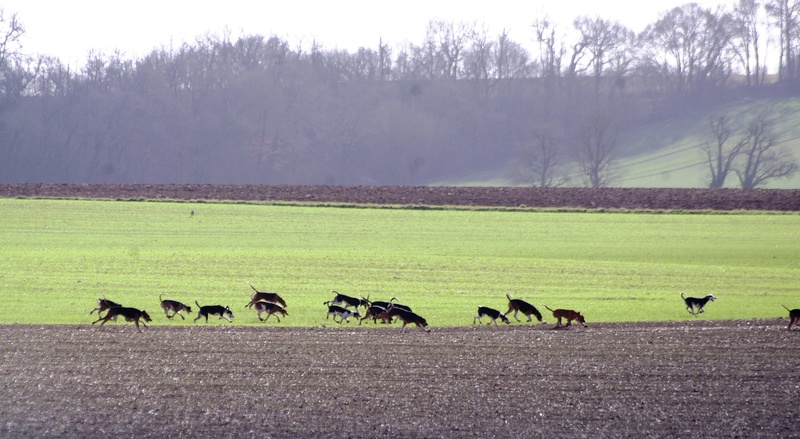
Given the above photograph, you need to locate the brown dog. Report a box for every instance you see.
[389,307,430,333]
[782,305,800,330]
[159,294,192,320]
[254,301,288,322]
[544,305,587,328]
[359,304,393,325]
[92,306,152,333]
[89,297,121,318]
[246,283,287,309]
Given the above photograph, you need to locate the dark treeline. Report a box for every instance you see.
[1,2,799,186]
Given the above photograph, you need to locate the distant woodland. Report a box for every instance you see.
[0,1,799,187]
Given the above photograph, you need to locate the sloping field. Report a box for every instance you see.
[616,97,800,188]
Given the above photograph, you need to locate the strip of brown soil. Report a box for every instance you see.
[2,184,799,210]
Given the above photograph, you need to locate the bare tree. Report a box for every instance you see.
[733,0,768,85]
[702,116,745,188]
[574,111,620,188]
[533,17,564,81]
[423,20,473,79]
[765,0,800,81]
[735,117,798,188]
[574,17,635,95]
[516,129,564,187]
[0,8,25,101]
[640,4,736,96]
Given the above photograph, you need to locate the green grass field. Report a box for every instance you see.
[1,199,797,326]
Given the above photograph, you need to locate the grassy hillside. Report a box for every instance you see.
[616,97,800,188]
[437,97,800,189]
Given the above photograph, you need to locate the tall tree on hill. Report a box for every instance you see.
[640,4,736,96]
[765,0,800,81]
[573,16,635,97]
[733,0,768,86]
[0,8,25,108]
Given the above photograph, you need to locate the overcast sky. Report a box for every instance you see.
[5,0,728,66]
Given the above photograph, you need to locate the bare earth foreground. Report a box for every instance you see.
[1,322,798,438]
[1,185,799,438]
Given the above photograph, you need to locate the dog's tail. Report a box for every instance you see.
[506,293,513,301]
[159,293,165,303]
[680,292,686,300]
[247,281,259,293]
[782,304,792,312]
[195,299,201,309]
[542,304,554,313]
[323,300,331,306]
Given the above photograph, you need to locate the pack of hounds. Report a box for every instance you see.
[90,284,800,334]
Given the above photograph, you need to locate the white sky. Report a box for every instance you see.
[4,0,728,66]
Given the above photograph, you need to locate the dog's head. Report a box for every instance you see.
[576,312,587,326]
[185,305,193,314]
[141,310,152,322]
[707,295,717,302]
[224,307,234,318]
[499,314,511,324]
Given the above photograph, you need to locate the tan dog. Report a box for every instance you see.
[89,297,121,318]
[246,283,287,309]
[254,301,288,322]
[92,306,152,333]
[389,307,430,333]
[782,305,800,330]
[159,294,193,320]
[544,305,587,328]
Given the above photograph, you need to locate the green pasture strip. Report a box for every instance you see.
[1,199,797,326]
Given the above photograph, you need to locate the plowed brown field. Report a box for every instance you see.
[2,185,798,438]
[1,321,797,438]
